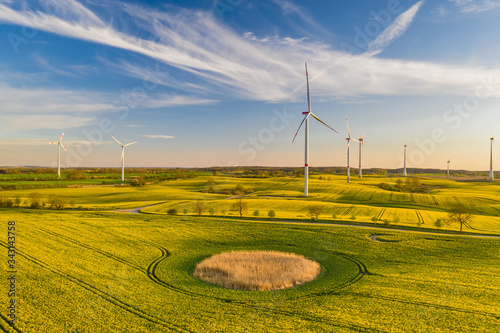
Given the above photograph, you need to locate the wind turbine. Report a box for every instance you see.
[490,136,494,181]
[111,136,138,182]
[403,142,407,177]
[357,132,365,178]
[292,62,338,196]
[345,116,359,183]
[48,131,66,178]
[447,159,450,179]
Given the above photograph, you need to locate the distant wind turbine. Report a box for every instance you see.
[111,136,138,182]
[403,142,407,177]
[490,136,494,181]
[447,159,450,179]
[357,131,365,178]
[48,131,66,178]
[292,62,338,196]
[345,116,359,184]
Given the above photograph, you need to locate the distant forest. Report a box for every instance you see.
[0,166,493,179]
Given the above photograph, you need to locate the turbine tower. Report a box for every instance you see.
[490,136,494,181]
[357,132,365,178]
[403,143,407,177]
[293,63,338,196]
[447,159,450,179]
[345,116,359,184]
[48,131,66,178]
[111,136,138,182]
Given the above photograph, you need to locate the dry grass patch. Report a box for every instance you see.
[193,250,321,291]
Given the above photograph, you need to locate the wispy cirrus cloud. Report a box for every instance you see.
[366,1,425,56]
[1,0,500,106]
[143,135,175,139]
[449,0,500,13]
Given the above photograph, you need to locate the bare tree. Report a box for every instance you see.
[192,200,207,217]
[29,192,42,209]
[448,203,473,233]
[308,205,324,220]
[230,198,247,218]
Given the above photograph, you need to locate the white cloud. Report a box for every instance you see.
[143,135,175,139]
[367,1,424,56]
[0,0,499,107]
[449,0,500,13]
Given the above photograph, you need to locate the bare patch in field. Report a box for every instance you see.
[193,250,320,291]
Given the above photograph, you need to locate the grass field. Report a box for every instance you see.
[1,210,499,332]
[1,174,500,332]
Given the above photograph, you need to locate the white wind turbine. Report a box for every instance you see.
[403,142,407,177]
[490,136,494,181]
[345,116,359,184]
[293,62,338,196]
[111,136,138,182]
[357,131,365,178]
[48,131,66,179]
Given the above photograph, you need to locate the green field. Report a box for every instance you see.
[1,174,500,332]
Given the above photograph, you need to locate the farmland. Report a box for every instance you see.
[1,173,500,332]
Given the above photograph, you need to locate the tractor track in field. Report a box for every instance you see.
[34,227,377,331]
[343,292,500,320]
[431,195,439,205]
[415,210,424,225]
[0,240,193,333]
[343,205,355,216]
[453,196,462,205]
[376,208,386,221]
[0,313,20,333]
[37,227,146,273]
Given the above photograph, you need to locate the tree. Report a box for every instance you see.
[434,218,445,230]
[253,210,260,217]
[268,210,276,219]
[448,203,473,233]
[308,205,324,220]
[192,200,207,217]
[48,195,68,210]
[14,197,21,208]
[230,198,247,218]
[29,192,42,209]
[209,208,215,216]
[167,208,178,215]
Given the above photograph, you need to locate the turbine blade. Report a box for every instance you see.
[351,138,360,143]
[310,112,338,133]
[48,142,57,145]
[60,131,65,143]
[111,135,123,146]
[345,140,350,155]
[124,141,138,147]
[305,62,311,113]
[292,113,310,143]
[345,116,351,138]
[60,143,67,152]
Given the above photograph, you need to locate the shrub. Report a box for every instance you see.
[209,208,215,216]
[253,210,260,217]
[434,218,445,230]
[167,208,178,215]
[268,210,276,219]
[350,214,357,221]
[332,213,337,219]
[371,216,378,222]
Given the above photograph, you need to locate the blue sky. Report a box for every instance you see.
[0,0,500,170]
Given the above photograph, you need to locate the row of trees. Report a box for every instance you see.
[0,193,73,210]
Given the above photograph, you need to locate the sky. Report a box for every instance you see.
[0,0,500,170]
